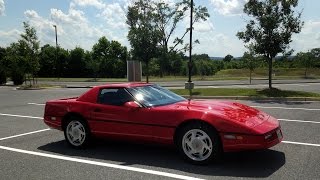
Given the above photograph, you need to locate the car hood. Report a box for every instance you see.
[176,100,270,127]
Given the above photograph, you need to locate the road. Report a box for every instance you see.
[23,78,320,93]
[0,86,319,180]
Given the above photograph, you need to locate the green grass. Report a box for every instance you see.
[37,68,320,82]
[171,88,320,98]
[216,68,320,78]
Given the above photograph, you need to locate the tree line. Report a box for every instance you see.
[0,25,128,85]
[0,0,319,86]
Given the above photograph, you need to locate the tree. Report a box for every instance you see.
[127,0,160,83]
[311,48,320,68]
[91,37,128,78]
[296,51,315,78]
[196,59,216,79]
[38,44,56,77]
[242,52,259,84]
[20,22,40,85]
[154,1,209,76]
[56,47,70,78]
[5,43,28,85]
[170,52,184,76]
[0,47,7,84]
[237,0,303,89]
[223,54,234,62]
[85,51,99,80]
[148,58,161,76]
[67,47,87,78]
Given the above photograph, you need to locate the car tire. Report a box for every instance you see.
[177,122,222,164]
[64,117,90,148]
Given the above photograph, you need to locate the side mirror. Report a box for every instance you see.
[124,101,141,109]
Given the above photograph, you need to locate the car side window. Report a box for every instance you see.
[98,88,133,106]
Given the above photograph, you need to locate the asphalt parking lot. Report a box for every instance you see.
[0,86,319,180]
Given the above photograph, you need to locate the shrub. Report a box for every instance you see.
[11,73,24,85]
[0,70,6,85]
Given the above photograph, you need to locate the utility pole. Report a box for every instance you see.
[53,25,59,80]
[185,0,194,98]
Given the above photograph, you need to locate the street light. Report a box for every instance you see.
[53,25,59,79]
[185,0,194,97]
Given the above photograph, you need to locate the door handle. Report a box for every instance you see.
[93,108,102,112]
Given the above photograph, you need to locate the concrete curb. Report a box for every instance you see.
[181,95,320,101]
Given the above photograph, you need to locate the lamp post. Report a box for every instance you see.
[188,0,193,83]
[185,0,194,97]
[53,25,59,79]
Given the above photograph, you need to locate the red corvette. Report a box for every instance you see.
[44,83,282,164]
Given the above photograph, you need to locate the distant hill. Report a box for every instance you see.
[209,57,224,60]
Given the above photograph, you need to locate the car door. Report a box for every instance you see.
[89,88,153,140]
[127,105,178,144]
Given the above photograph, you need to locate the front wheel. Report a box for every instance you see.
[64,118,90,148]
[177,123,222,164]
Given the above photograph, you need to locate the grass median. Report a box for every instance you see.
[171,88,320,98]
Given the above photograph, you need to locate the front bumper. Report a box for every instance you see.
[221,127,283,152]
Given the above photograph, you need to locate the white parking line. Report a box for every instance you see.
[0,129,50,141]
[0,145,204,180]
[282,141,320,147]
[27,103,45,106]
[251,106,320,111]
[279,119,320,124]
[0,113,42,119]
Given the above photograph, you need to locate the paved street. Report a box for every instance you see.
[27,79,320,93]
[0,86,319,180]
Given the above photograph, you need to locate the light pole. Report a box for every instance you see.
[185,0,194,97]
[53,25,59,79]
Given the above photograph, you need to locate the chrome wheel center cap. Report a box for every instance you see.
[72,129,79,138]
[191,139,203,152]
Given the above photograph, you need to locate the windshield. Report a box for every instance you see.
[127,85,186,107]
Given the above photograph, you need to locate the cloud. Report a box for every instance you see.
[0,0,5,16]
[72,0,105,9]
[291,19,320,53]
[98,3,127,29]
[20,2,129,51]
[209,0,247,16]
[193,32,246,57]
[194,20,215,32]
[49,7,105,49]
[0,29,21,47]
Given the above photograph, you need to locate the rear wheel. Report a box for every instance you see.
[177,123,222,164]
[64,117,90,148]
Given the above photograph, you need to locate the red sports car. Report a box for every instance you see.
[44,83,283,164]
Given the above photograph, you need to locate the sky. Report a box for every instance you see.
[0,0,319,57]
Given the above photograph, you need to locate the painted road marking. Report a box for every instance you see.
[0,113,42,119]
[27,103,45,106]
[251,106,320,111]
[279,119,320,124]
[0,129,50,141]
[0,145,204,180]
[282,141,320,147]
